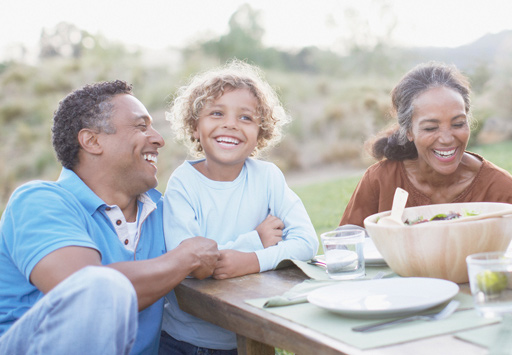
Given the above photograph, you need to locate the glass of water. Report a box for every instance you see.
[320,229,365,280]
[467,251,512,318]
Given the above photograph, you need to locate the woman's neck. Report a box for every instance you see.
[402,152,482,202]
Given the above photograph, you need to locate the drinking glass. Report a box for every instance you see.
[320,229,365,280]
[467,251,512,318]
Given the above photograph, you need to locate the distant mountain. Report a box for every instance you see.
[405,30,512,71]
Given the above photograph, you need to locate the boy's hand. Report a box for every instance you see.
[255,215,284,248]
[213,250,259,279]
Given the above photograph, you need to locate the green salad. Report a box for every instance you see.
[404,209,479,226]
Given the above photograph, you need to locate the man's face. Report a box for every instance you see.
[97,94,165,196]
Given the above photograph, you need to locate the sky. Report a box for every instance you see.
[1,0,512,57]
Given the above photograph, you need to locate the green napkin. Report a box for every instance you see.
[263,279,337,307]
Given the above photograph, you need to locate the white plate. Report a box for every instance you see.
[364,238,387,266]
[307,277,459,319]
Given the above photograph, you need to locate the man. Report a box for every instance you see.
[0,80,220,354]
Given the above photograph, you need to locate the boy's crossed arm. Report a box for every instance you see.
[255,214,284,248]
[213,214,284,279]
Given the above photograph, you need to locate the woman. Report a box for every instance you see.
[340,61,512,227]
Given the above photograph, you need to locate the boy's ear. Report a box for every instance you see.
[77,128,103,155]
[193,129,199,140]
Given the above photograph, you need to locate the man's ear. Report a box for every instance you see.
[77,128,103,155]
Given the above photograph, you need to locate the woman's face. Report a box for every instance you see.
[407,86,470,175]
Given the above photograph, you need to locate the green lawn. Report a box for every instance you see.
[292,175,361,237]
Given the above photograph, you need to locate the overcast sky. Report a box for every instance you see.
[2,0,512,55]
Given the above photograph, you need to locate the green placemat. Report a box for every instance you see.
[262,260,500,349]
[455,314,512,354]
[246,292,498,350]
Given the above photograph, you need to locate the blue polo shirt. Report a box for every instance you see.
[0,168,166,354]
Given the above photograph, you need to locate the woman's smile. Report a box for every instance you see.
[432,147,457,161]
[409,86,469,176]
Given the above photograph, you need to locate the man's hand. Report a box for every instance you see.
[212,249,259,279]
[178,237,220,279]
[255,215,284,248]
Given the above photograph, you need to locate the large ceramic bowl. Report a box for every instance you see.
[364,202,512,283]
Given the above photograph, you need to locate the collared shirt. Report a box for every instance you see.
[106,193,157,252]
[0,168,166,354]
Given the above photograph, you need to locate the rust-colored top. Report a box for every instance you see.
[340,152,512,227]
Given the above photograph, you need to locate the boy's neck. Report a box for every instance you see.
[193,159,245,181]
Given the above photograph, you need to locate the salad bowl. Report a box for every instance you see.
[364,202,512,283]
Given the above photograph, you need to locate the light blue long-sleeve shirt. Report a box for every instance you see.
[161,158,318,349]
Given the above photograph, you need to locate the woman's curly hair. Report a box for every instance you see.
[166,59,291,157]
[52,80,132,169]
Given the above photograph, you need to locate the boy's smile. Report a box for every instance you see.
[215,136,240,147]
[193,88,261,181]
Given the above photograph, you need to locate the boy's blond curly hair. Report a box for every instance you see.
[166,59,291,157]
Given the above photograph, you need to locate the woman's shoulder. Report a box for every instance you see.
[465,151,511,178]
[364,159,403,177]
[462,151,484,172]
[479,157,512,181]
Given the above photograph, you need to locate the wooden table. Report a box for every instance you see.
[175,265,488,355]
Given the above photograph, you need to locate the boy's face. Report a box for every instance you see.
[194,88,261,175]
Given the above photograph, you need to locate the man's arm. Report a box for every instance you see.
[29,246,103,294]
[109,237,218,310]
[30,237,219,311]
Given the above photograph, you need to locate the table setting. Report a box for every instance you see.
[245,247,497,350]
[245,191,512,352]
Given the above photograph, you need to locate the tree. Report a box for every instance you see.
[200,4,265,62]
[39,22,99,59]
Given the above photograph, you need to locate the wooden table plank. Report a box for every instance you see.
[175,266,487,355]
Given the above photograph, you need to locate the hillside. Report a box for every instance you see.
[408,30,512,71]
[1,28,511,213]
